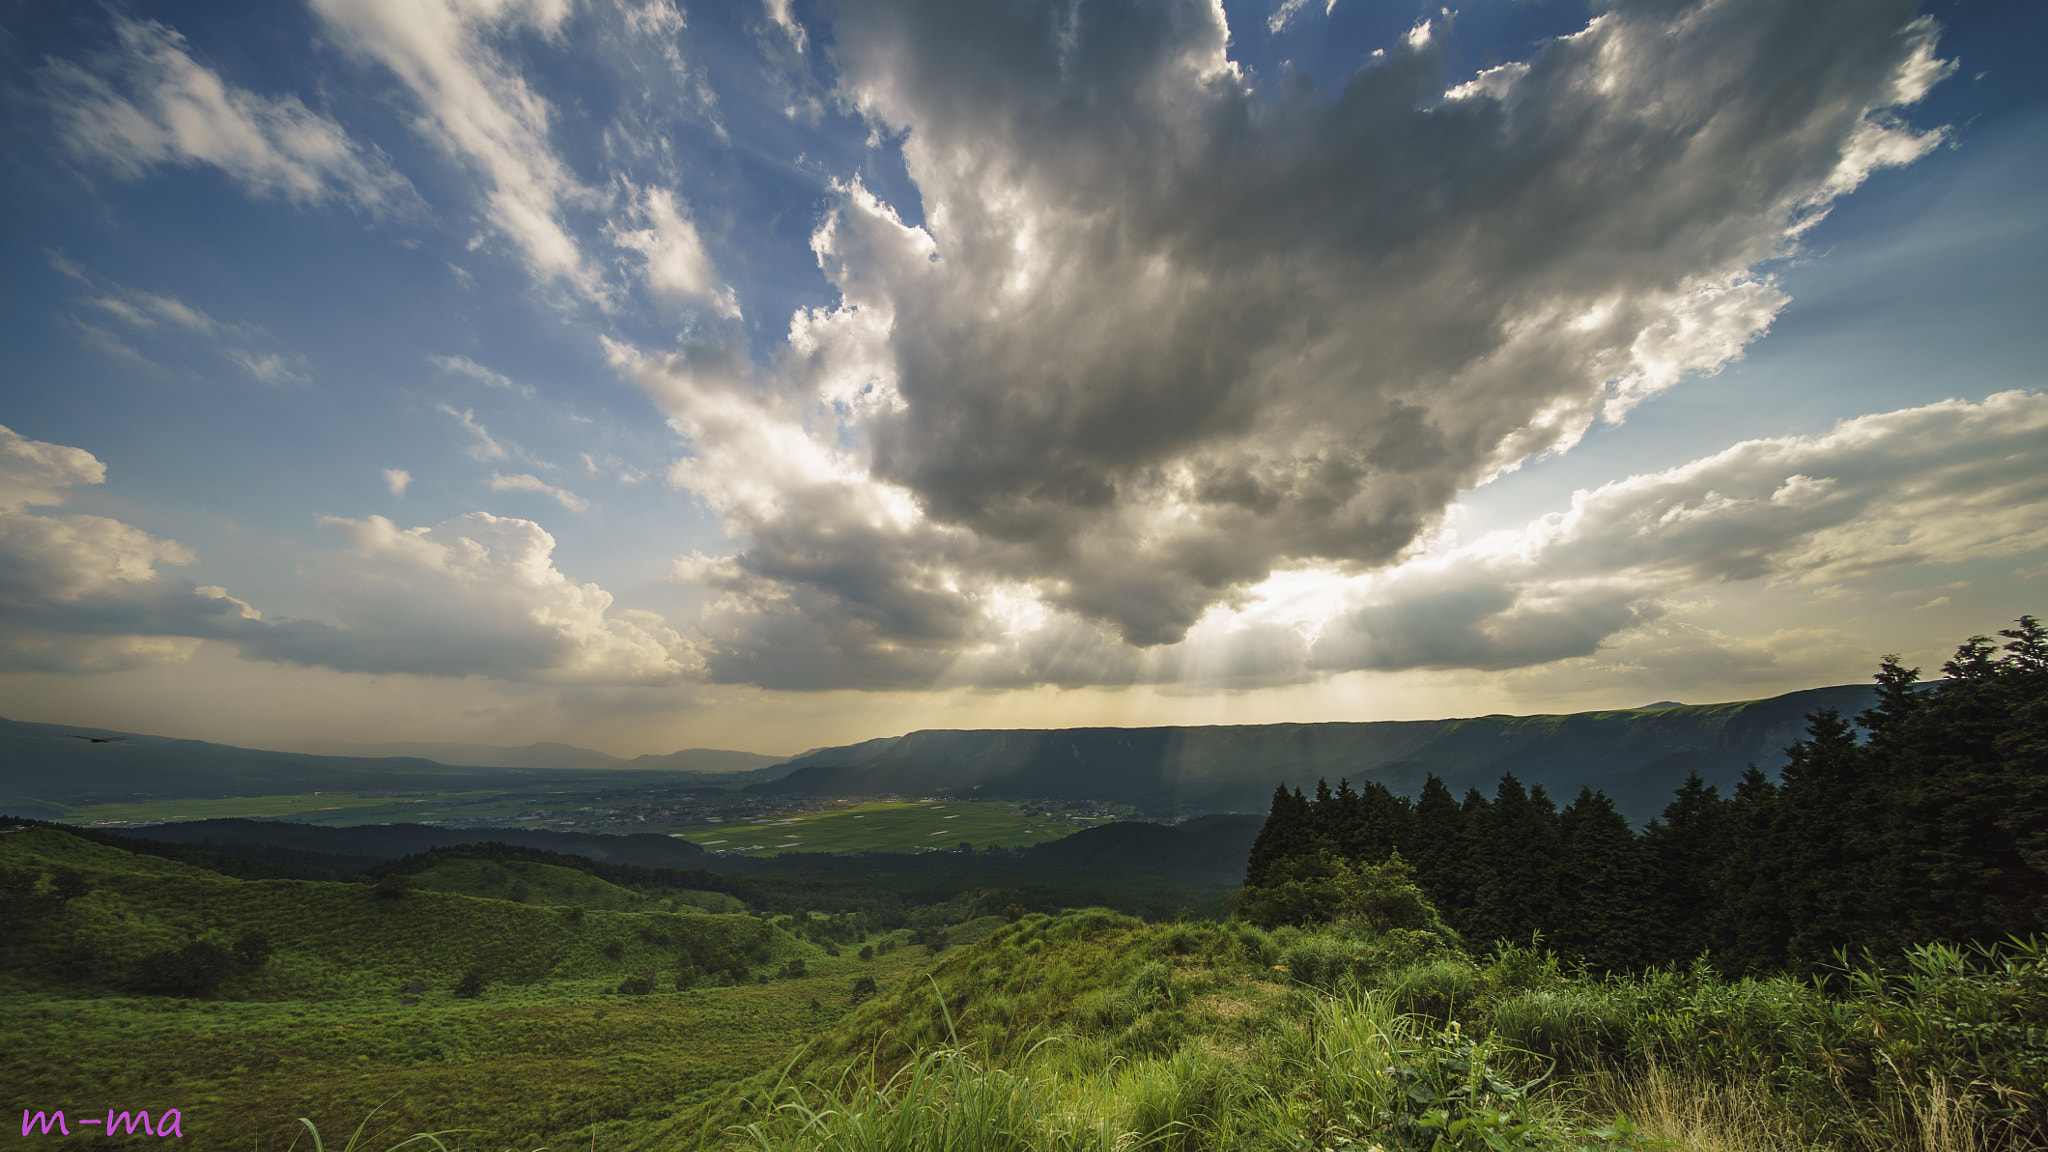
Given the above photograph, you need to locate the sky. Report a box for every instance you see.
[0,0,2043,758]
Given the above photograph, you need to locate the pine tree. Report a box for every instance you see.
[1554,787,1655,972]
[1465,774,1560,948]
[1407,775,1470,927]
[1244,784,1314,888]
[1640,772,1724,965]
[1776,709,1877,969]
[1707,766,1786,973]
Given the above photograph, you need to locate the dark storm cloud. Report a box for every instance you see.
[628,0,1954,689]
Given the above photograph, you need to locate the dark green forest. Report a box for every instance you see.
[1241,617,2048,974]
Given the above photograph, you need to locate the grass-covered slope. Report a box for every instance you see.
[0,827,935,1149]
[651,909,2047,1152]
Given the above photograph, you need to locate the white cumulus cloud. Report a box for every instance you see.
[239,513,690,683]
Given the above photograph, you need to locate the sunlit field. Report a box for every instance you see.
[671,799,1121,855]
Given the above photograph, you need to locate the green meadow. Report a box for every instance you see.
[672,799,1114,855]
[0,827,964,1149]
[6,821,2045,1151]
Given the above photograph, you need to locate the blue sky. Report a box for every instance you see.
[0,0,2042,756]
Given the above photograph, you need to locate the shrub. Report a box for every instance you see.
[373,873,414,900]
[858,944,875,962]
[453,967,488,999]
[617,969,656,995]
[49,867,90,902]
[231,930,273,969]
[131,941,238,998]
[603,940,625,961]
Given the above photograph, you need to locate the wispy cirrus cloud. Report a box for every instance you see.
[489,472,588,512]
[41,17,419,217]
[431,354,535,397]
[58,259,312,387]
[309,0,600,295]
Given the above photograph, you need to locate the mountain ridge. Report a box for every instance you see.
[749,683,1880,822]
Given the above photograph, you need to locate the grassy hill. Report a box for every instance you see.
[636,909,2046,1152]
[5,820,2043,1151]
[0,826,943,1149]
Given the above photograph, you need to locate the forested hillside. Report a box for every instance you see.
[1241,618,2048,974]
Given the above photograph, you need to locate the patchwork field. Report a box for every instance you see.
[670,798,1127,855]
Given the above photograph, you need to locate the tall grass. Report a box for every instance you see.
[686,914,2044,1152]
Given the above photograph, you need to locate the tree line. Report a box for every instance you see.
[1240,617,2048,973]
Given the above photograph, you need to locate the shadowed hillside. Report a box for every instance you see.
[754,683,1879,821]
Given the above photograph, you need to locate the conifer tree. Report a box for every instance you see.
[1465,775,1559,948]
[1407,775,1470,927]
[1708,766,1788,972]
[1244,784,1313,888]
[1554,787,1655,972]
[1775,709,1876,969]
[1640,772,1724,963]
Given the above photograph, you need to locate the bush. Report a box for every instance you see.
[617,969,657,995]
[453,967,488,999]
[850,975,878,1003]
[779,958,808,980]
[231,930,272,968]
[603,940,626,961]
[858,944,875,962]
[49,867,90,902]
[131,941,237,998]
[373,873,414,900]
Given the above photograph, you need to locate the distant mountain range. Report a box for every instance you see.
[751,684,1882,823]
[0,715,795,814]
[286,739,786,773]
[3,682,1880,824]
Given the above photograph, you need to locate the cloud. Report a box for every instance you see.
[436,403,510,461]
[489,472,589,512]
[238,513,689,683]
[310,0,599,293]
[0,426,256,673]
[627,0,1958,690]
[0,426,105,509]
[0,427,685,684]
[762,0,807,51]
[41,17,418,216]
[384,468,412,496]
[1303,390,2048,673]
[431,353,534,397]
[1268,0,1339,36]
[64,263,312,386]
[608,185,741,317]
